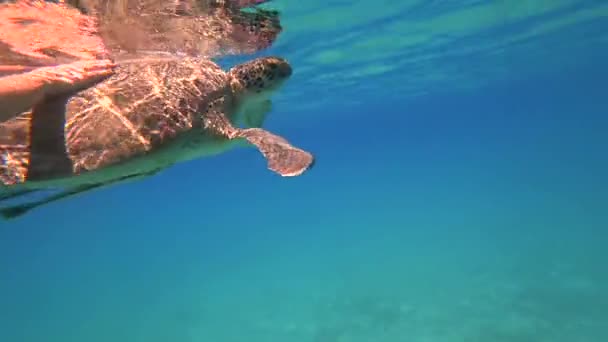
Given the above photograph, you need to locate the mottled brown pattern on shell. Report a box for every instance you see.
[0,57,230,181]
[68,58,231,173]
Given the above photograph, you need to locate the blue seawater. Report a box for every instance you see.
[1,1,607,341]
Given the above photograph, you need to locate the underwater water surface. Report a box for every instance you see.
[1,0,608,341]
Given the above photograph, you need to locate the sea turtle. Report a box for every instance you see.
[0,54,314,219]
[0,0,300,218]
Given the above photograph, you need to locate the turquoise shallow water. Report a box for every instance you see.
[1,1,608,341]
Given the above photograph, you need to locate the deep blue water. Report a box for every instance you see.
[1,1,607,341]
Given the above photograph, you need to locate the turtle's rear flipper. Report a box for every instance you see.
[0,170,163,219]
[237,128,314,177]
[0,189,36,202]
[0,183,104,220]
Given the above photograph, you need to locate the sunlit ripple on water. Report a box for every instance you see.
[267,0,607,108]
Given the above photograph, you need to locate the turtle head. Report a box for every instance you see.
[228,56,292,99]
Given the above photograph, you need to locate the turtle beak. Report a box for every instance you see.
[277,62,292,78]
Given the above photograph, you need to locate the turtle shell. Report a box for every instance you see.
[0,56,232,184]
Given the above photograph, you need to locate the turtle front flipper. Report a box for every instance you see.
[235,128,314,177]
[204,103,314,177]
